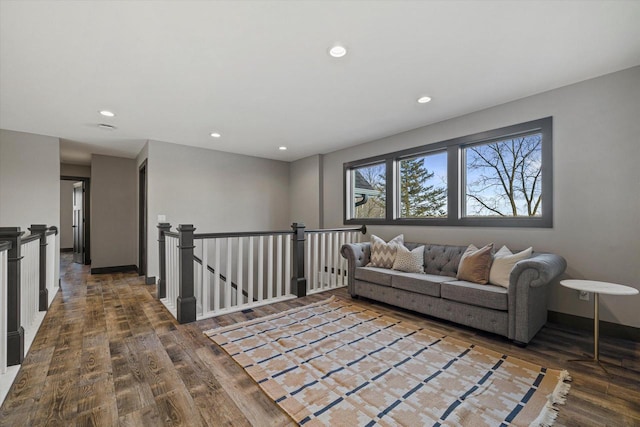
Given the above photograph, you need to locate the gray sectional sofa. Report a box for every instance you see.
[340,242,567,345]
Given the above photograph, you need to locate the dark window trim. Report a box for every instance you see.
[344,117,553,228]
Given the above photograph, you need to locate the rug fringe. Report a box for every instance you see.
[530,370,572,427]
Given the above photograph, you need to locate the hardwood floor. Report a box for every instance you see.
[1,254,638,426]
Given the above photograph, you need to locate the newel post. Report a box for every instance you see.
[291,222,307,297]
[157,223,171,299]
[177,224,196,324]
[0,227,25,366]
[29,224,48,311]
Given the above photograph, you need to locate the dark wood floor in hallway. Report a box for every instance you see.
[1,253,639,426]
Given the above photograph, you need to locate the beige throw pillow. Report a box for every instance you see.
[489,245,533,288]
[392,245,425,274]
[456,244,494,284]
[368,234,404,269]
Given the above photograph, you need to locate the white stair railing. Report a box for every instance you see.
[157,223,366,324]
[193,232,294,320]
[162,234,180,317]
[20,237,40,350]
[305,228,364,294]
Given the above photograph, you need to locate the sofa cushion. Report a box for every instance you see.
[355,266,393,287]
[392,245,425,273]
[391,273,446,297]
[441,280,508,310]
[456,244,494,284]
[368,234,404,269]
[490,246,533,288]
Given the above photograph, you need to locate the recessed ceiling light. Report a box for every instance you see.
[210,132,221,138]
[279,146,287,151]
[98,123,116,130]
[99,110,115,117]
[329,45,347,58]
[417,96,432,104]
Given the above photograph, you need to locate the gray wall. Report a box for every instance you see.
[59,180,76,249]
[91,154,137,269]
[60,163,91,178]
[289,154,323,228]
[0,129,60,282]
[145,140,291,280]
[322,66,640,328]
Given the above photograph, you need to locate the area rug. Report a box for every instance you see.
[204,296,571,426]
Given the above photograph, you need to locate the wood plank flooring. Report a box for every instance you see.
[1,253,638,426]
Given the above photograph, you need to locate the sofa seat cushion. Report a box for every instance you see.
[441,280,508,310]
[391,273,446,297]
[355,267,393,287]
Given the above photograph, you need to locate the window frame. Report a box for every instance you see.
[343,117,553,228]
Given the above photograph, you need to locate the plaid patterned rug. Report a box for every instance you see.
[204,296,571,426]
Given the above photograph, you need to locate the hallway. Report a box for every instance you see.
[0,254,295,426]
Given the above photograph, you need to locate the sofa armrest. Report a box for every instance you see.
[508,253,567,343]
[340,242,371,296]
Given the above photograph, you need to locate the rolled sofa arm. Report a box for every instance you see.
[510,253,567,288]
[340,242,371,296]
[508,253,567,343]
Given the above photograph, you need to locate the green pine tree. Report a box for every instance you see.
[400,158,446,217]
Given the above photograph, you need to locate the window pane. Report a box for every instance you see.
[464,133,542,217]
[399,152,447,218]
[351,163,386,219]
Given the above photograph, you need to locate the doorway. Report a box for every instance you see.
[72,182,84,263]
[138,160,147,277]
[61,176,91,265]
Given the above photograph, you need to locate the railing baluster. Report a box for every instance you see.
[326,233,333,289]
[237,237,243,304]
[248,237,254,304]
[225,238,232,309]
[305,235,311,291]
[267,236,274,299]
[258,236,264,302]
[285,235,291,295]
[320,233,326,288]
[312,233,319,291]
[202,240,210,315]
[276,235,282,298]
[336,232,347,286]
[214,239,221,311]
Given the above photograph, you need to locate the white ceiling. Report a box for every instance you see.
[1,1,639,164]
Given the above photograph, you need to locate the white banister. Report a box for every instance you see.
[162,235,179,317]
[304,229,364,295]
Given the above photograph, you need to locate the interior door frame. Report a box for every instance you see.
[61,175,91,265]
[138,160,147,277]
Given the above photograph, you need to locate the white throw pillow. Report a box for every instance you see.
[392,245,425,273]
[489,245,533,288]
[368,234,404,269]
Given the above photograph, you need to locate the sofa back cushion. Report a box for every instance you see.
[405,243,466,278]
